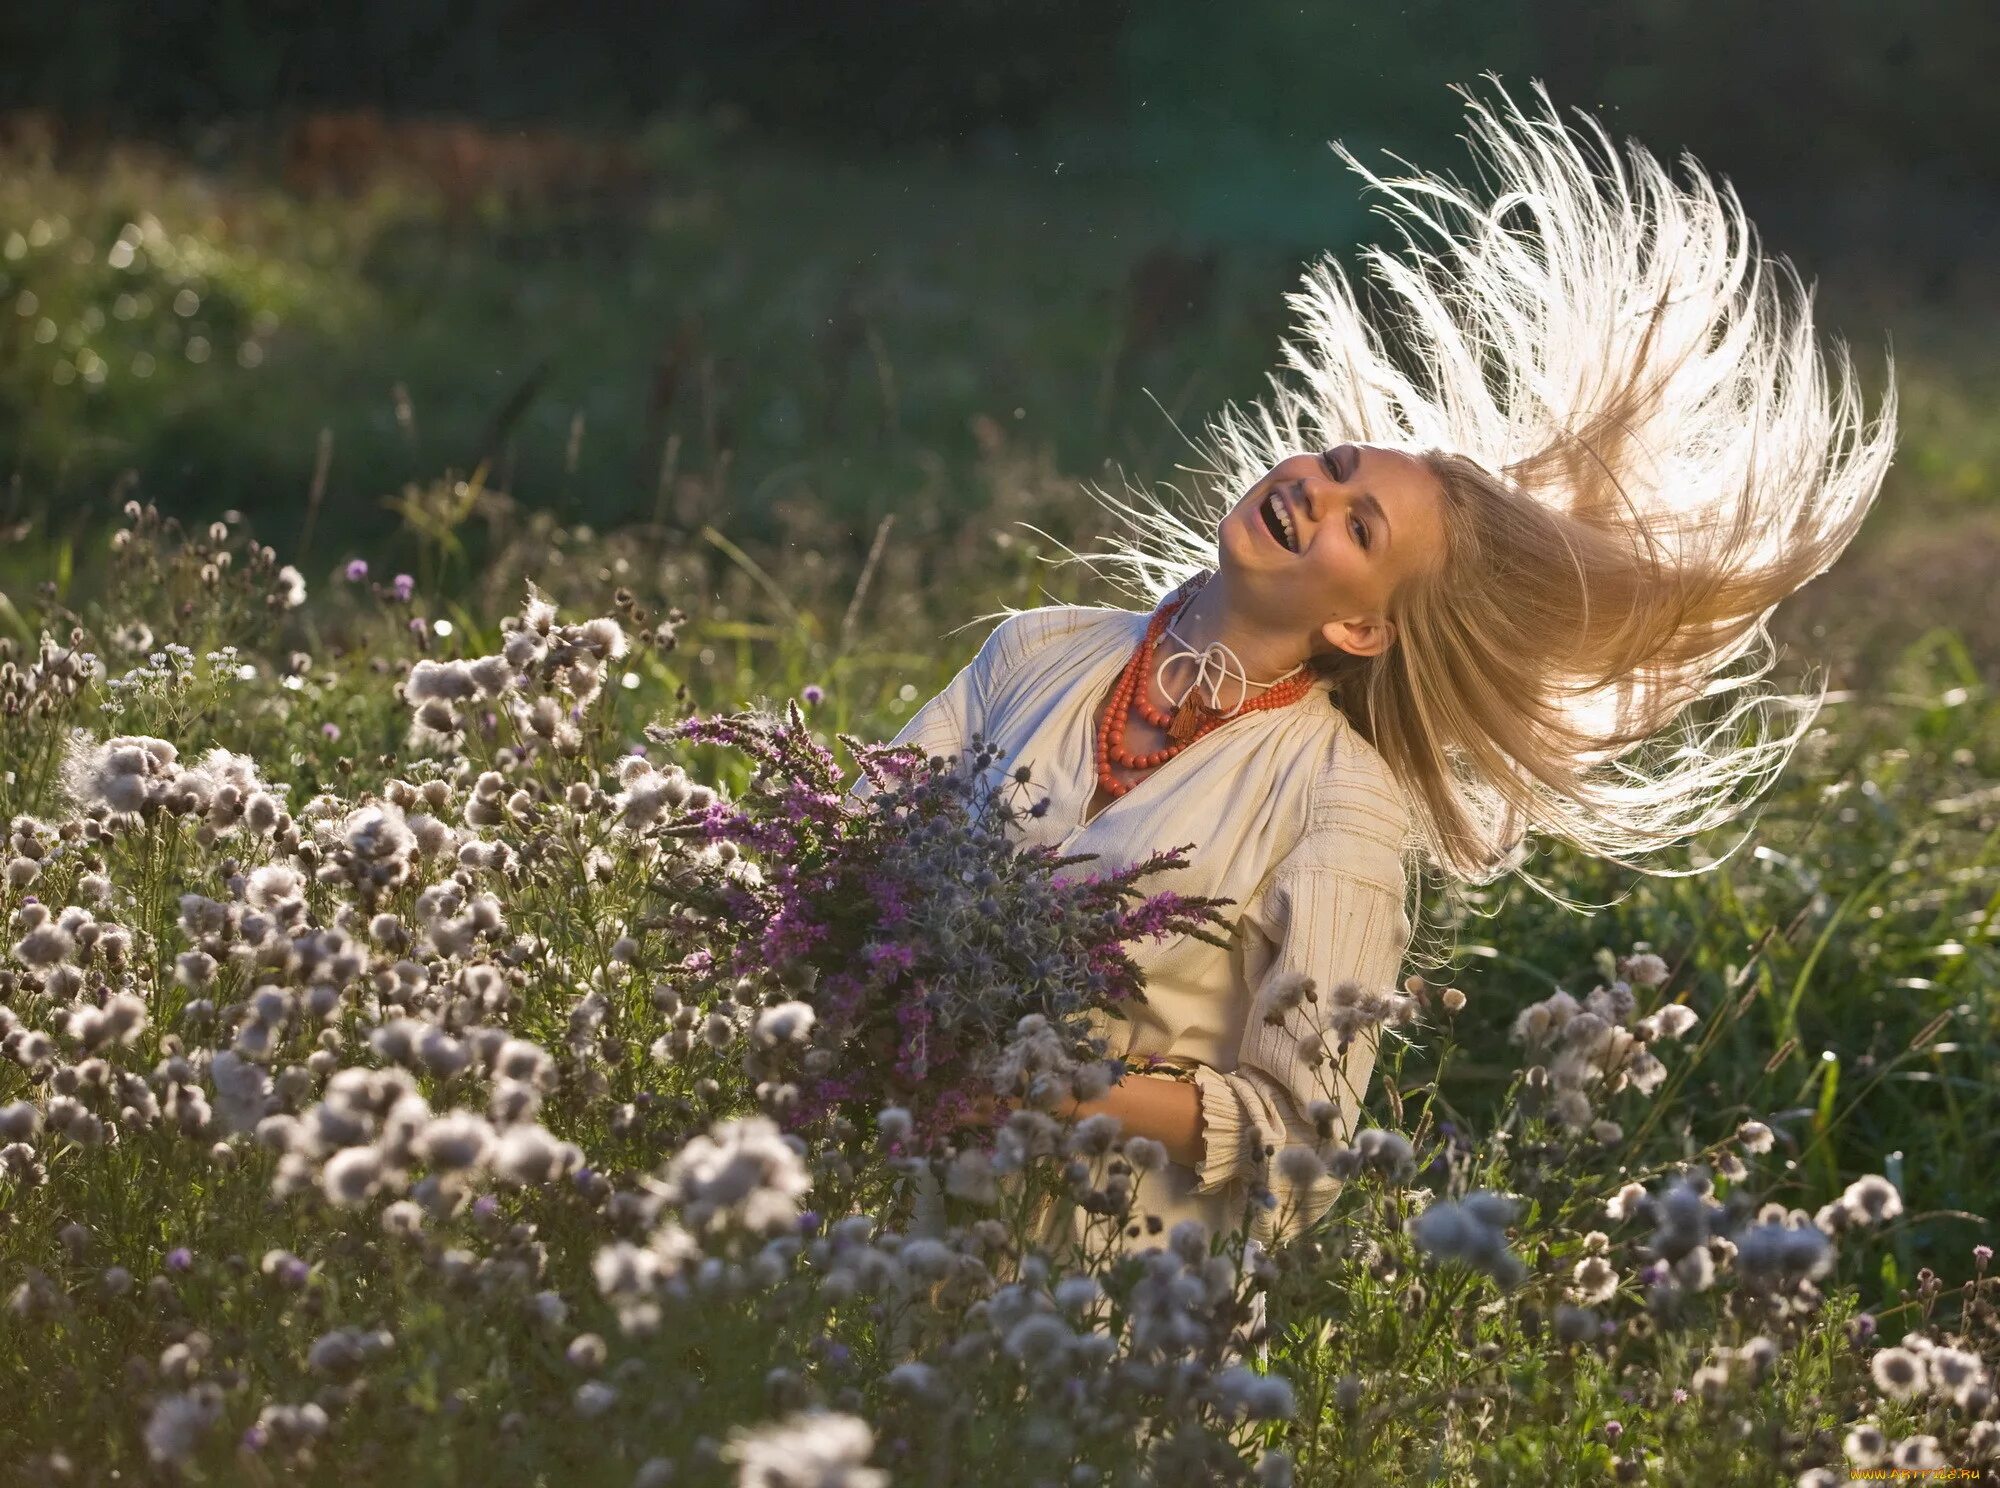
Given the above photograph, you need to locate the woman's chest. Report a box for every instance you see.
[978,664,1332,929]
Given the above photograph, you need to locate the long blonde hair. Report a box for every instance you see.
[1060,76,1897,890]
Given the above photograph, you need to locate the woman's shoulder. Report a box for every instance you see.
[1297,711,1416,876]
[978,602,1137,678]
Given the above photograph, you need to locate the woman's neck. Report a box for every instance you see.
[1164,570,1314,687]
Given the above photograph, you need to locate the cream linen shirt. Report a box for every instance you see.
[853,596,1416,1248]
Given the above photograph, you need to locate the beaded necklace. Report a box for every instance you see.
[1093,573,1319,803]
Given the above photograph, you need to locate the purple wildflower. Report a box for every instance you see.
[165,1247,193,1273]
[321,722,341,741]
[392,573,415,603]
[802,684,825,706]
[344,558,369,583]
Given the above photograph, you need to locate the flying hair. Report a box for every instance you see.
[1043,74,1898,894]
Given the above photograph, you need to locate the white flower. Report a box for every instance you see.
[1123,1136,1168,1173]
[1871,1347,1926,1400]
[321,1146,387,1207]
[308,1325,394,1376]
[244,863,303,911]
[1892,1436,1945,1471]
[1509,990,1579,1047]
[1649,1177,1717,1260]
[418,1112,497,1172]
[493,1124,583,1187]
[663,1115,811,1236]
[722,1410,888,1488]
[1212,1364,1297,1420]
[1844,1423,1887,1467]
[1275,1146,1328,1188]
[751,1001,816,1049]
[1926,1346,1989,1408]
[1636,1004,1699,1042]
[407,660,480,704]
[492,1038,556,1087]
[209,1050,273,1135]
[1256,971,1317,1027]
[1409,1191,1525,1287]
[382,1200,426,1239]
[1619,952,1670,987]
[593,1242,663,1311]
[61,732,179,815]
[1570,1254,1619,1305]
[1052,1274,1103,1315]
[1553,1303,1598,1344]
[1354,1128,1415,1181]
[1733,1220,1833,1286]
[1837,1174,1904,1228]
[1605,1181,1649,1223]
[1322,977,1416,1043]
[143,1388,222,1464]
[1003,1313,1073,1369]
[943,1147,999,1206]
[13,922,73,968]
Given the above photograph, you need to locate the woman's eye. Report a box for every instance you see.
[1350,515,1369,550]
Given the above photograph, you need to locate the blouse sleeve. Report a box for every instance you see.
[1188,733,1414,1241]
[845,608,1060,804]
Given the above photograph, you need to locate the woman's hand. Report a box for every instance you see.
[962,1090,1014,1127]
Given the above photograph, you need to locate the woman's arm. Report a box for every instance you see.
[845,653,978,805]
[1185,733,1415,1239]
[844,607,1073,804]
[1061,1075,1204,1168]
[1191,859,1411,1238]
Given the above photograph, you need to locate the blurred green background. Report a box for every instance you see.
[0,0,1996,681]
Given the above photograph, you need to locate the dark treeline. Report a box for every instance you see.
[4,0,1995,199]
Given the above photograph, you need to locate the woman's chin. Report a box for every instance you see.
[1218,513,1283,577]
[1215,514,1258,574]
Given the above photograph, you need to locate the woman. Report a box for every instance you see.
[859,79,1895,1255]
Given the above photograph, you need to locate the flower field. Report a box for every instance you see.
[0,493,1993,1488]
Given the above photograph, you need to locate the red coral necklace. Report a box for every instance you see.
[1094,573,1318,803]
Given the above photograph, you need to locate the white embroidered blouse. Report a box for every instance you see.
[855,597,1416,1246]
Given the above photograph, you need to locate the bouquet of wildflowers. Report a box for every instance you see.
[649,700,1231,1153]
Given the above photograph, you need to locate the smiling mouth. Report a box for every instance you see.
[1259,490,1300,553]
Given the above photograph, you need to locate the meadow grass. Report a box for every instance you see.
[0,485,1992,1486]
[0,120,1996,1487]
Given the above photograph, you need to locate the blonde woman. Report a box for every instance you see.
[861,78,1895,1255]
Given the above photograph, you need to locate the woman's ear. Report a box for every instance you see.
[1320,614,1397,658]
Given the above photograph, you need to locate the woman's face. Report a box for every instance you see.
[1216,443,1447,658]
